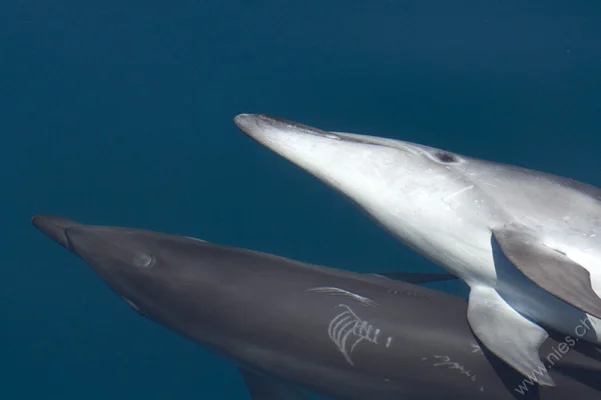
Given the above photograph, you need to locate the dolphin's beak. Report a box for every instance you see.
[234,114,340,141]
[31,214,83,249]
[233,113,406,198]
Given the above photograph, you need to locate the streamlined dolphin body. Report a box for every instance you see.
[234,114,601,386]
[33,215,601,399]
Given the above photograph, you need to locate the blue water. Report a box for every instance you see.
[1,1,600,398]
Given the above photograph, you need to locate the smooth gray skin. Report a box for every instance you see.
[33,215,601,400]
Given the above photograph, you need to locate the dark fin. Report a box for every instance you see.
[468,286,555,387]
[373,272,458,284]
[239,368,309,400]
[492,225,601,319]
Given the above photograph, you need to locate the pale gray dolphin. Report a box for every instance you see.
[32,214,601,399]
[234,113,601,387]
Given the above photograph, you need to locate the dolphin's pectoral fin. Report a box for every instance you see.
[492,226,601,319]
[239,367,309,400]
[467,286,555,387]
[372,272,458,284]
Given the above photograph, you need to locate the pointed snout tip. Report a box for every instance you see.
[233,113,252,125]
[234,113,262,134]
[234,113,294,128]
[234,113,272,143]
[31,214,82,249]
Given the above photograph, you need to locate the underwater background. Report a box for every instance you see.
[1,1,600,398]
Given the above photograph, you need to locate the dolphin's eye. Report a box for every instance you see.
[133,253,154,268]
[435,151,457,163]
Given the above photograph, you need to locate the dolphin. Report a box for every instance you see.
[32,214,601,399]
[234,113,601,387]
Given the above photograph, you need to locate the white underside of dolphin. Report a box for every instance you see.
[234,113,601,388]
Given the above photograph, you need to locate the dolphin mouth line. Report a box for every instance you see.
[253,114,339,139]
[235,113,409,151]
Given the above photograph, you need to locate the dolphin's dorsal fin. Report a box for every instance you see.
[372,272,458,284]
[239,368,309,400]
[492,224,601,319]
[467,286,555,387]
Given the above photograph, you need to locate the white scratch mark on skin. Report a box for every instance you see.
[328,304,382,365]
[307,287,379,307]
[443,185,474,203]
[122,297,140,312]
[471,343,483,354]
[183,236,207,243]
[422,355,483,391]
[386,337,392,348]
[480,181,499,189]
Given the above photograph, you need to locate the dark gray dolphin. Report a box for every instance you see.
[234,113,601,387]
[32,215,601,400]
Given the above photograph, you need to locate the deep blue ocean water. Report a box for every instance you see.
[1,1,600,398]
